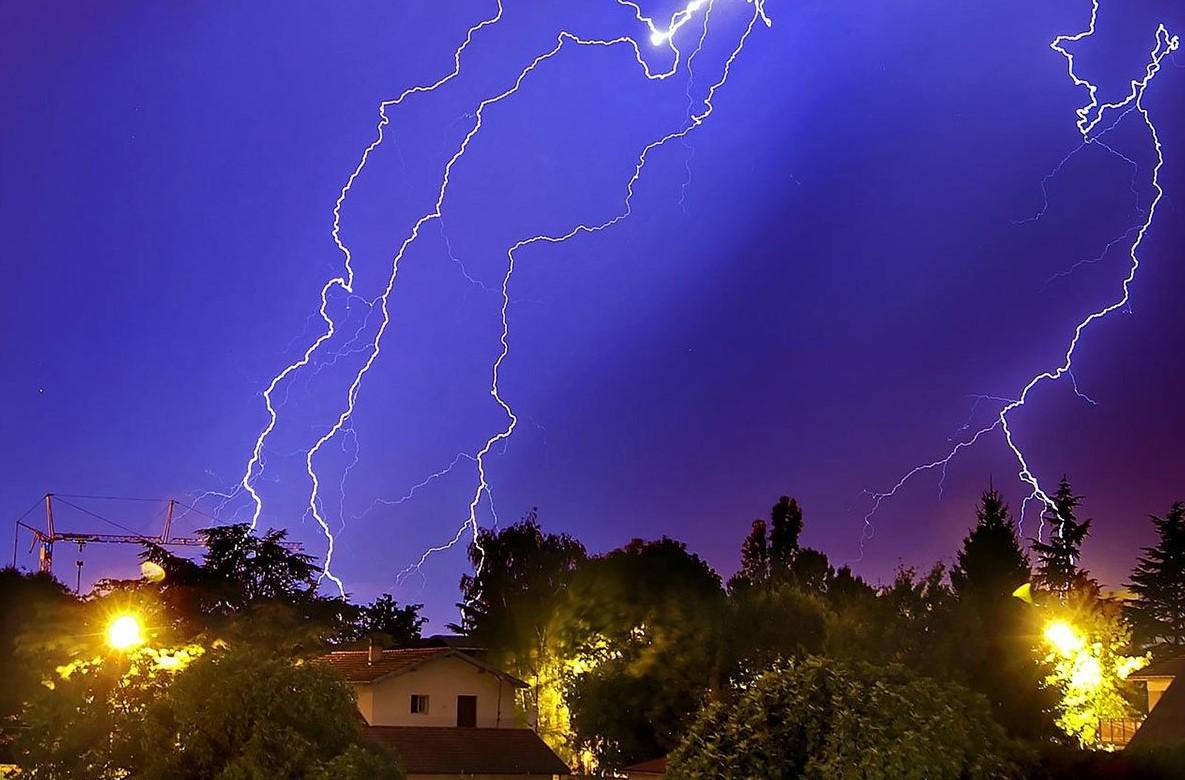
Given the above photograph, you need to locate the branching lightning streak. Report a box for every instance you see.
[401,0,772,583]
[1001,14,1176,539]
[239,3,505,595]
[354,452,478,522]
[678,1,715,211]
[858,1,1177,556]
[242,0,769,595]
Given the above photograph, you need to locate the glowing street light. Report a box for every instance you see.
[1043,619,1083,657]
[106,613,145,651]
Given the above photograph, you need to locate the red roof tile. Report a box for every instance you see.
[318,647,526,687]
[364,726,570,775]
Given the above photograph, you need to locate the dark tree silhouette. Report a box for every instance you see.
[731,519,770,591]
[729,496,807,591]
[951,488,1031,602]
[0,567,74,751]
[340,595,426,648]
[454,511,586,679]
[769,495,804,579]
[127,524,361,651]
[1032,478,1092,595]
[949,489,1053,739]
[1127,502,1185,655]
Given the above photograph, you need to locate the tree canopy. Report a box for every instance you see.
[667,656,1021,779]
[15,643,402,779]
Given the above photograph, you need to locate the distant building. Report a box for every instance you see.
[1129,652,1184,713]
[1126,652,1185,750]
[319,645,570,780]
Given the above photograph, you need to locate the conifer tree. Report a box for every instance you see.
[1127,502,1185,655]
[1032,478,1092,595]
[951,487,1030,602]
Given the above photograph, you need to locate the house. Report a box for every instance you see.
[320,645,570,779]
[1126,652,1185,749]
[1128,652,1184,713]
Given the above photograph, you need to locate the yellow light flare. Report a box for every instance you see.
[106,614,145,651]
[1044,619,1083,657]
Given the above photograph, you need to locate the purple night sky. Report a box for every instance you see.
[2,1,1183,628]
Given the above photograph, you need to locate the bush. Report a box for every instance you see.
[16,646,402,780]
[667,656,1022,779]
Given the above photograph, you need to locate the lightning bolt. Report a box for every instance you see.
[400,0,772,583]
[858,1,1178,556]
[240,0,771,596]
[238,3,506,596]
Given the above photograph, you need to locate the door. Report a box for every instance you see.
[456,695,477,727]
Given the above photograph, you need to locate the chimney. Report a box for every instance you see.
[368,638,378,666]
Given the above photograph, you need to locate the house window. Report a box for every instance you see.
[456,695,477,727]
[410,694,430,714]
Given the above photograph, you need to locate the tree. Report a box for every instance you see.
[947,489,1052,740]
[1127,502,1185,655]
[1039,587,1148,747]
[1032,478,1092,595]
[667,656,1021,779]
[728,496,806,592]
[768,495,804,579]
[790,547,833,595]
[951,488,1031,603]
[16,642,402,779]
[0,568,75,765]
[452,513,586,760]
[351,594,426,647]
[729,519,770,591]
[108,524,369,653]
[723,583,828,674]
[454,512,586,679]
[556,537,725,771]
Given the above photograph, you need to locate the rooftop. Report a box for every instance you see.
[318,646,526,687]
[1129,652,1185,680]
[364,726,570,776]
[1128,675,1185,749]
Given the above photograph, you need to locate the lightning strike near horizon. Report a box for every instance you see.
[238,2,505,596]
[238,0,771,596]
[858,1,1178,557]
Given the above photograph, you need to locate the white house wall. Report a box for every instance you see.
[362,656,522,728]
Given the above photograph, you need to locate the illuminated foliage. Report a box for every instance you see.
[453,514,587,760]
[668,656,1020,779]
[1040,590,1148,747]
[16,642,401,779]
[555,537,725,771]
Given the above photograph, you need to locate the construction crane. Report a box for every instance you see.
[12,493,303,591]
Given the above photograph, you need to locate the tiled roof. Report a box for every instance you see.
[1129,652,1185,680]
[318,647,527,687]
[626,756,668,774]
[1128,675,1185,749]
[319,647,451,683]
[364,726,570,776]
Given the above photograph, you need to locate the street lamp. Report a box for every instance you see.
[106,613,145,651]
